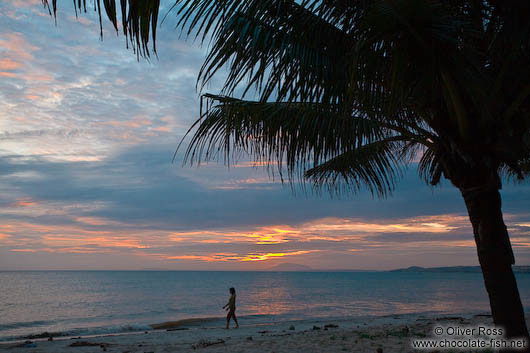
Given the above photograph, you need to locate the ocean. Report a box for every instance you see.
[1,271,529,342]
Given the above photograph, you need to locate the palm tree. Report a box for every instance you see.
[42,0,530,345]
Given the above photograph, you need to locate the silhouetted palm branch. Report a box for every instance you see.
[42,0,160,59]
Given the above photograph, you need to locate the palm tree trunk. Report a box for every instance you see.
[459,183,529,351]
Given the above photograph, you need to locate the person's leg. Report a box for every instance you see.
[226,312,231,329]
[233,312,239,328]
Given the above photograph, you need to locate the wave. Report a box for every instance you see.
[0,314,277,342]
[151,317,222,330]
[0,323,153,343]
[0,320,55,331]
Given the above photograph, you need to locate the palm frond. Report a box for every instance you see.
[41,0,160,59]
[304,137,407,197]
[498,132,530,181]
[182,95,401,186]
[197,1,353,103]
[418,147,445,186]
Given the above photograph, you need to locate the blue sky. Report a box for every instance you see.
[1,0,529,270]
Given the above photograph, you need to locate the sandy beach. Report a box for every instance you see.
[3,313,527,353]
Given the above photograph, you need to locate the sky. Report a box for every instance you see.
[1,0,529,271]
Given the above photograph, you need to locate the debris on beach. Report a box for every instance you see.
[151,317,219,330]
[23,341,37,348]
[69,340,111,350]
[474,314,492,318]
[435,316,464,321]
[22,331,58,340]
[167,327,189,331]
[9,340,37,349]
[191,338,225,349]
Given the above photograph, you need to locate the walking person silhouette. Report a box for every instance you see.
[222,287,239,329]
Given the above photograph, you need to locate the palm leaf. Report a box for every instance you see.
[182,95,398,185]
[304,137,407,197]
[42,0,160,59]
[197,3,353,103]
[418,146,445,186]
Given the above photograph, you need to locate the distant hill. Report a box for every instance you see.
[266,263,313,271]
[391,266,530,273]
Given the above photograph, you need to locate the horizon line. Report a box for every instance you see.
[2,264,529,272]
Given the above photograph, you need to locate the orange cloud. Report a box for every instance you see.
[164,250,316,262]
[231,161,275,168]
[0,218,152,252]
[0,32,55,84]
[0,58,21,70]
[302,216,463,235]
[8,0,41,9]
[164,215,471,248]
[42,233,149,249]
[168,226,297,245]
[515,223,530,227]
[11,199,37,207]
[104,117,152,129]
[9,247,114,254]
[240,250,316,261]
[151,126,171,132]
[1,210,527,268]
[75,217,111,226]
[0,72,17,78]
[21,73,53,82]
[211,177,276,190]
[0,32,37,59]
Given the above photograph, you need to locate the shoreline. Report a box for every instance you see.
[0,311,488,343]
[2,312,524,352]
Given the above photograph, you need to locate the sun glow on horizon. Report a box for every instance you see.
[3,209,529,269]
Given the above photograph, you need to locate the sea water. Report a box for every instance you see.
[1,271,529,341]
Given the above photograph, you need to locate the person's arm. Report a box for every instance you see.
[222,297,230,309]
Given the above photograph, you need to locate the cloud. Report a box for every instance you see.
[0,58,21,70]
[1,163,529,270]
[163,250,317,262]
[0,2,207,162]
[0,32,38,60]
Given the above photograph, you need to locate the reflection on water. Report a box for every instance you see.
[235,271,506,319]
[0,271,529,340]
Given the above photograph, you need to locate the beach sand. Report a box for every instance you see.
[1,314,528,352]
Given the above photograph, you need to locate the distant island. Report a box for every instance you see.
[391,265,530,273]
